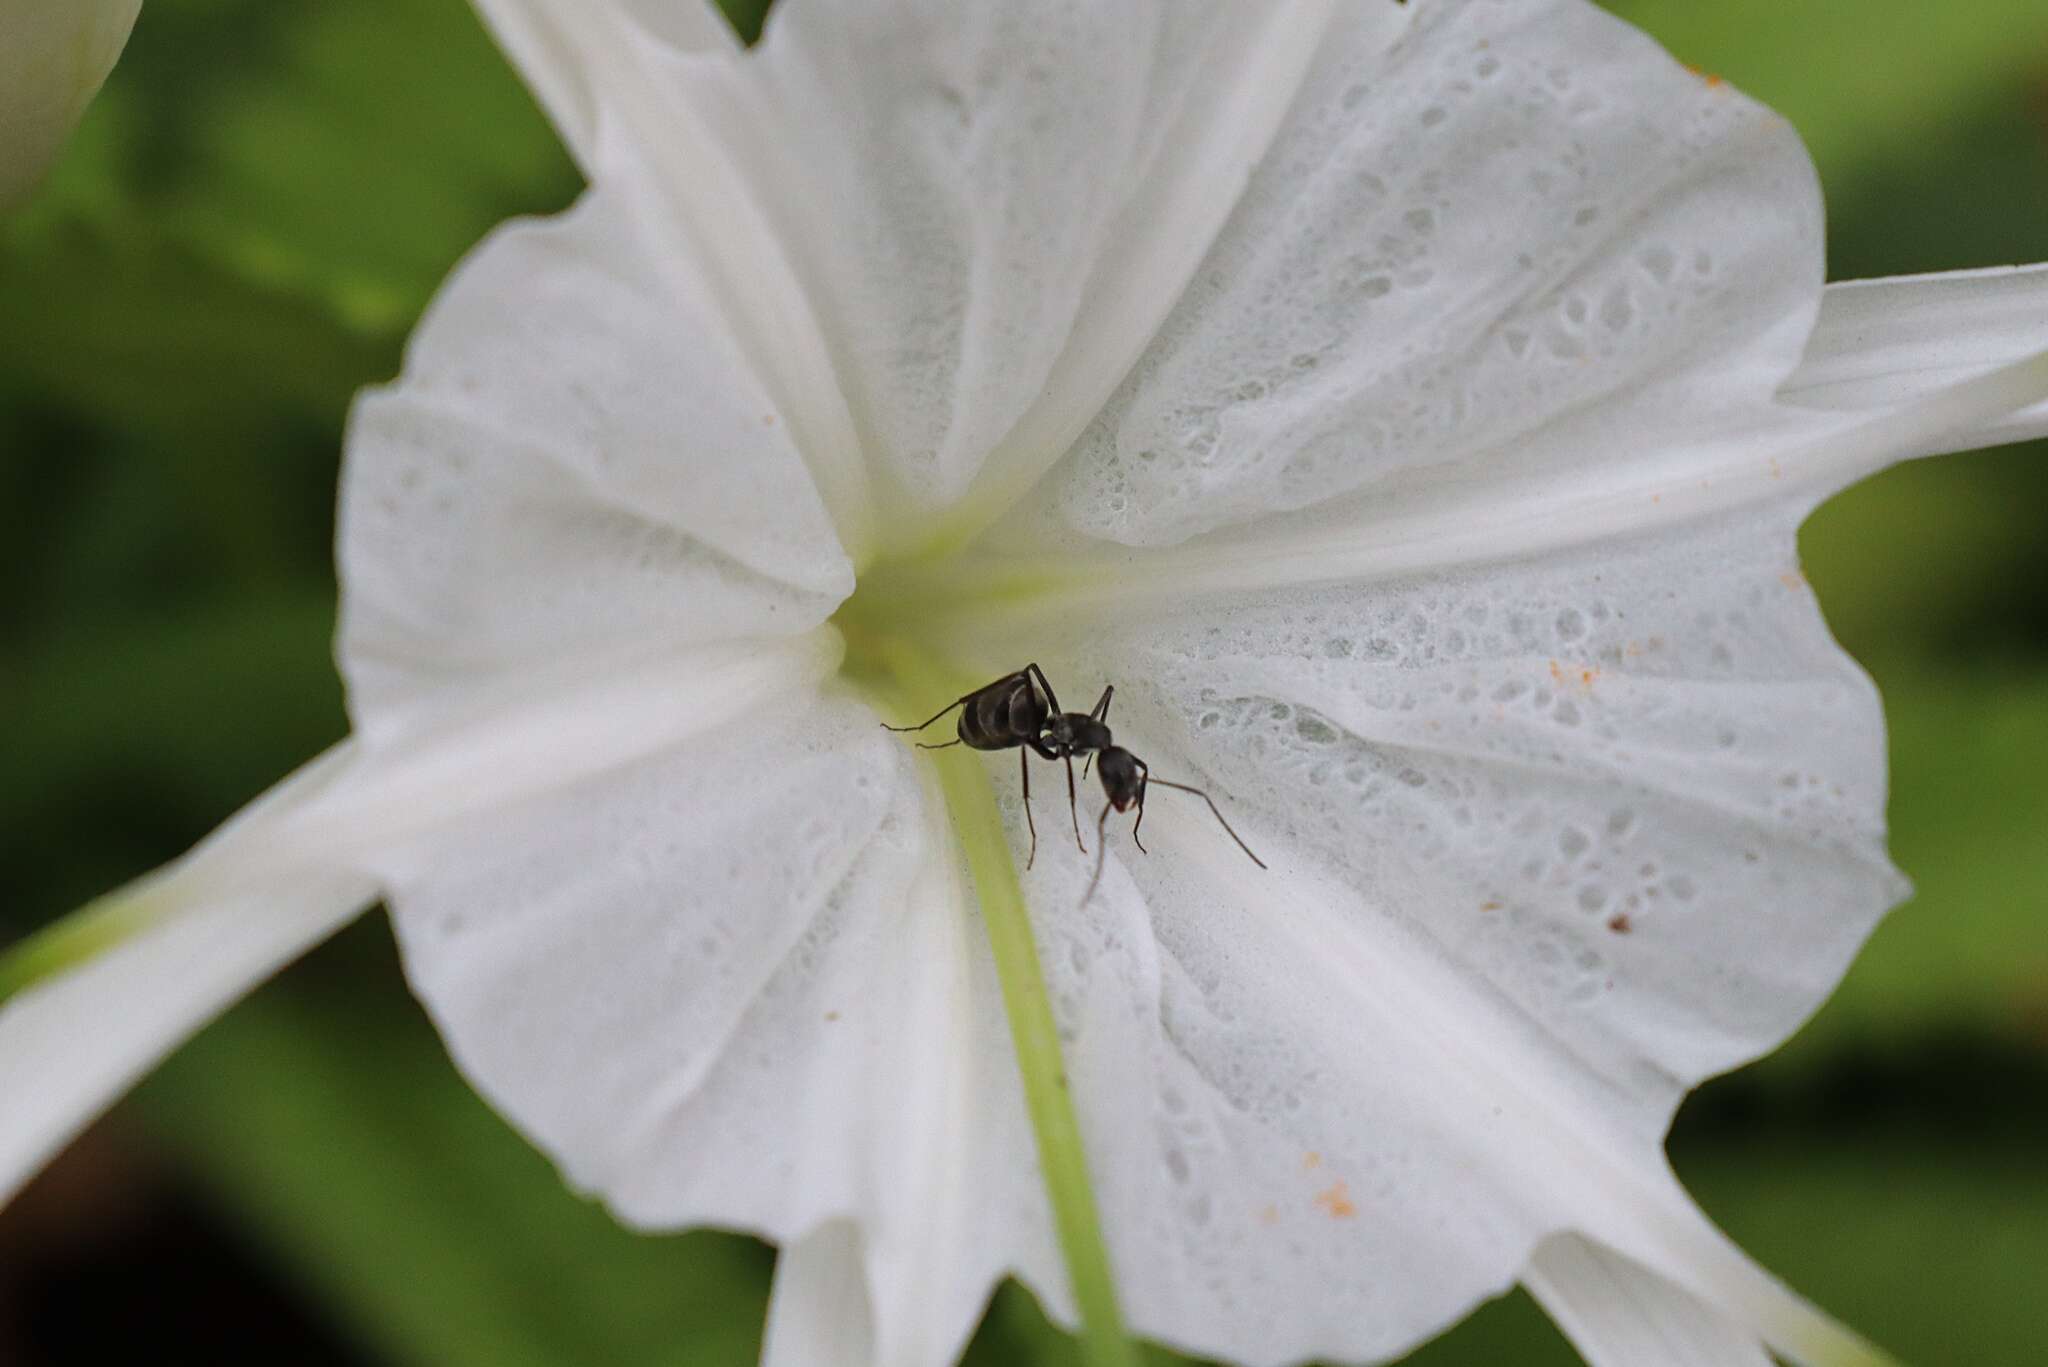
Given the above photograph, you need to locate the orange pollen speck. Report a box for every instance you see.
[1302,1151,1323,1170]
[1315,1181,1358,1219]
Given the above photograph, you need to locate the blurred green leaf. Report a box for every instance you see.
[1764,667,2048,1064]
[157,0,577,332]
[1681,1131,2048,1367]
[137,922,773,1367]
[1803,445,2048,668]
[0,223,393,449]
[721,0,774,45]
[0,588,345,921]
[1795,447,2048,1060]
[1610,0,2048,193]
[1823,85,2048,281]
[21,0,577,333]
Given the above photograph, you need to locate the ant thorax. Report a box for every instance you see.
[1045,713,1111,755]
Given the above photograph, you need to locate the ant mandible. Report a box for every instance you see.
[882,665,1266,890]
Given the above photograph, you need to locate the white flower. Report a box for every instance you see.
[6,1,2048,1364]
[0,0,141,211]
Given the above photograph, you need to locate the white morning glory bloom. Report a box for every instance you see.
[0,0,142,211]
[6,1,2048,1364]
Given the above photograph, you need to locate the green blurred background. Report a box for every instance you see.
[1,1,2043,1363]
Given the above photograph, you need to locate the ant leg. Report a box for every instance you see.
[1023,662,1061,716]
[883,697,965,734]
[1065,754,1087,853]
[1082,801,1116,905]
[1142,775,1268,870]
[1021,747,1039,870]
[1080,684,1114,781]
[1131,780,1148,855]
[916,738,964,751]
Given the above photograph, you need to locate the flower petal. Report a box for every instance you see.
[458,0,878,557]
[1007,773,1875,1364]
[1067,506,1899,1112]
[737,0,1380,513]
[339,187,854,737]
[909,505,1895,1362]
[377,695,1050,1367]
[295,634,844,870]
[467,0,738,166]
[1526,1234,1772,1367]
[762,1222,875,1367]
[0,0,141,210]
[1024,0,1823,549]
[0,746,376,1204]
[470,0,1393,531]
[1781,264,2048,451]
[3,625,836,1210]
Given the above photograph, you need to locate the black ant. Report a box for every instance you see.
[883,666,1266,890]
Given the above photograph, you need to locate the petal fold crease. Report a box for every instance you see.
[736,0,1375,527]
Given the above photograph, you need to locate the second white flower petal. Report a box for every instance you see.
[0,746,377,1204]
[1525,1233,1773,1367]
[1783,263,2048,452]
[0,0,142,210]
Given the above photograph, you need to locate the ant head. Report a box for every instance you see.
[1096,746,1145,810]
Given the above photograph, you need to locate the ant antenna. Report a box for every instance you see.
[1143,777,1266,871]
[1081,776,1266,905]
